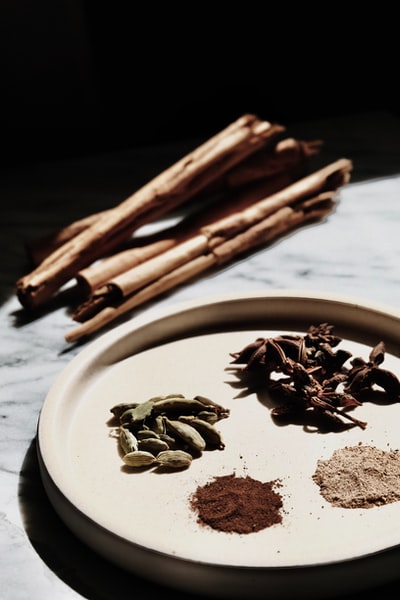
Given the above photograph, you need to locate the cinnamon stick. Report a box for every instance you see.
[16,115,284,310]
[208,137,323,191]
[202,158,352,243]
[73,158,352,321]
[72,174,293,322]
[65,194,337,344]
[66,158,352,341]
[25,136,320,267]
[211,192,336,264]
[75,170,295,296]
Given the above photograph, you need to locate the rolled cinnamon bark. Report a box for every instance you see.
[203,158,352,243]
[213,137,323,190]
[26,137,321,266]
[65,158,352,342]
[72,159,352,324]
[76,237,180,296]
[75,171,295,297]
[211,192,336,264]
[64,195,337,344]
[16,114,284,310]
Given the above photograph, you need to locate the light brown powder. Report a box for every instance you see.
[313,444,400,509]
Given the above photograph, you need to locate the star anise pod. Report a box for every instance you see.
[345,341,400,399]
[304,323,342,348]
[270,358,367,429]
[311,343,353,380]
[229,335,302,378]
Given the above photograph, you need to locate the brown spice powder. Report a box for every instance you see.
[190,473,283,533]
[313,445,400,509]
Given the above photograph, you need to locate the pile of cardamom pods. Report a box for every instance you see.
[110,393,230,470]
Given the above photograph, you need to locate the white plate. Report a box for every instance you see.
[37,290,400,599]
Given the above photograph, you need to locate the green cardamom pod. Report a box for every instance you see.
[152,397,207,415]
[122,450,155,467]
[110,401,139,420]
[119,426,138,454]
[196,410,219,424]
[194,395,230,418]
[156,450,193,469]
[159,432,177,446]
[150,415,166,435]
[120,398,157,426]
[136,429,160,440]
[138,437,170,455]
[164,418,206,452]
[179,416,225,449]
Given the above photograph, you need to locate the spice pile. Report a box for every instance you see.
[228,323,400,430]
[190,473,283,533]
[110,393,229,470]
[313,444,400,508]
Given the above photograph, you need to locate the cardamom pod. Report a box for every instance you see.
[150,415,166,435]
[164,418,206,452]
[122,450,156,467]
[119,426,138,454]
[178,416,225,449]
[152,397,207,415]
[120,398,157,426]
[159,432,177,446]
[136,429,160,440]
[110,401,139,420]
[197,410,219,424]
[138,437,170,455]
[156,450,193,469]
[194,395,230,418]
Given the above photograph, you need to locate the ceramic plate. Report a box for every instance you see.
[37,290,400,599]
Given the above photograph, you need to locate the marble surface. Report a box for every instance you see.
[1,111,400,600]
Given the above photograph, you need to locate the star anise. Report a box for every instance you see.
[345,341,400,399]
[270,356,367,429]
[229,334,303,379]
[228,324,400,430]
[304,322,342,348]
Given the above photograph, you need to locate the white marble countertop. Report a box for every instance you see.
[1,111,400,600]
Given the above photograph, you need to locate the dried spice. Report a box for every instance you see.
[190,473,284,533]
[110,393,229,471]
[313,445,400,508]
[228,323,400,431]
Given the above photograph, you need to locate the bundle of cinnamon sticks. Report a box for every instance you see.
[16,114,352,343]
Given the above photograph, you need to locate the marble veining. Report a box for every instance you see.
[1,112,400,600]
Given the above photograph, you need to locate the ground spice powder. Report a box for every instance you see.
[190,473,283,533]
[313,444,400,509]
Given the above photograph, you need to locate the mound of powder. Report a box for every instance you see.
[190,473,283,533]
[313,444,400,509]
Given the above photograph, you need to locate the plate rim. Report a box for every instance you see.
[64,288,400,362]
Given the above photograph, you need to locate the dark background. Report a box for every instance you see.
[1,1,399,168]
